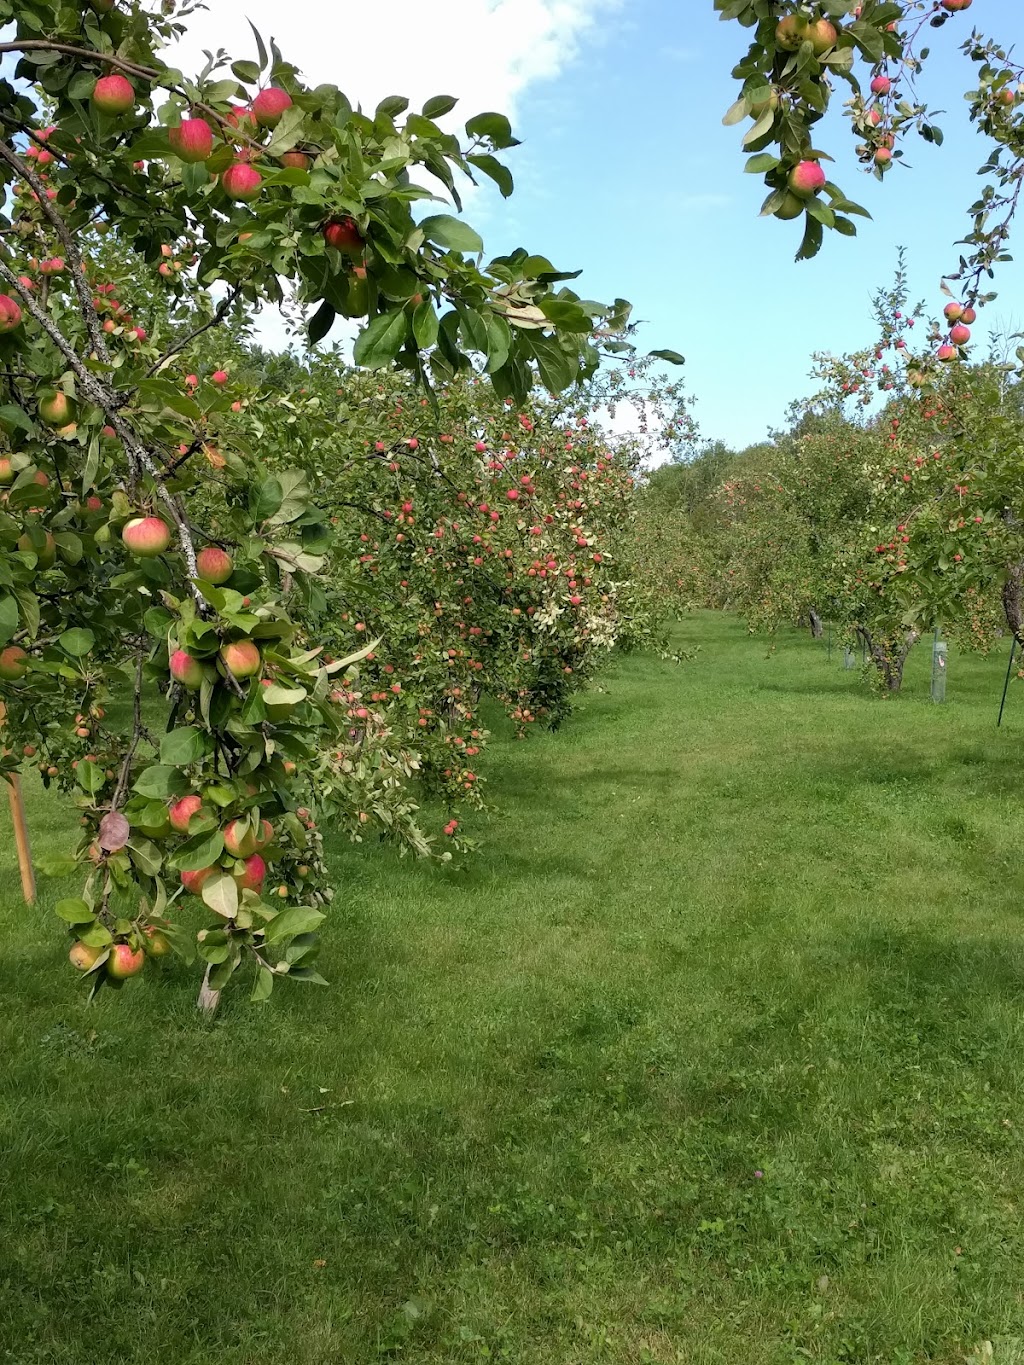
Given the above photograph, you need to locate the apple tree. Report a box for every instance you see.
[0,0,672,1007]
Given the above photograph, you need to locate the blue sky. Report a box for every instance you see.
[476,0,1024,451]
[176,0,1024,454]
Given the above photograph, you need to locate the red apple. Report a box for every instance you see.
[168,117,213,163]
[38,389,72,425]
[807,18,837,54]
[17,531,55,569]
[233,853,265,894]
[69,940,103,971]
[323,216,364,255]
[252,86,293,128]
[107,942,145,978]
[211,369,228,385]
[144,926,172,957]
[788,161,826,197]
[219,639,261,678]
[0,296,22,332]
[92,74,135,116]
[180,865,216,896]
[950,323,971,345]
[223,818,257,858]
[870,75,891,96]
[196,546,233,583]
[122,516,171,557]
[944,302,964,323]
[222,162,262,202]
[279,150,310,170]
[0,646,28,680]
[169,793,205,833]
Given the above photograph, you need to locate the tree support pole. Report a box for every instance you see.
[0,702,35,903]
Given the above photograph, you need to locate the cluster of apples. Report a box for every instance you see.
[937,300,976,361]
[176,810,275,902]
[117,520,261,683]
[85,64,368,260]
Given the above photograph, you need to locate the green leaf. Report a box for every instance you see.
[36,851,78,877]
[353,310,409,368]
[464,111,518,148]
[262,683,307,707]
[288,967,329,985]
[160,727,206,766]
[76,760,104,795]
[133,765,189,799]
[525,333,575,393]
[466,153,513,198]
[263,103,306,157]
[722,97,748,126]
[0,596,18,647]
[201,871,238,919]
[422,94,458,119]
[538,299,594,332]
[308,299,336,346]
[264,905,326,943]
[172,829,224,872]
[0,404,34,435]
[412,298,439,349]
[127,837,163,878]
[55,898,95,925]
[58,627,95,658]
[483,312,511,374]
[742,105,776,147]
[795,213,824,262]
[418,215,483,255]
[251,965,275,1001]
[231,59,260,83]
[745,152,781,174]
[252,478,284,520]
[649,349,686,365]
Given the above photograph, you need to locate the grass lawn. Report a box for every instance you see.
[4,612,1024,1364]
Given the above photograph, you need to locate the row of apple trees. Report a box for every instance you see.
[0,0,691,1008]
[640,263,1024,693]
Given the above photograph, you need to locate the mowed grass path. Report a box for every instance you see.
[3,613,1024,1364]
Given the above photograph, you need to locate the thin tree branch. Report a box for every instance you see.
[146,287,240,378]
[0,137,111,363]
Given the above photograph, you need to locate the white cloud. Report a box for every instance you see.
[172,0,618,353]
[171,0,619,130]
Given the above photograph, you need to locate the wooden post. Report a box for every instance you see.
[0,701,35,904]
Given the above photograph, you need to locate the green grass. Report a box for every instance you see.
[4,613,1024,1364]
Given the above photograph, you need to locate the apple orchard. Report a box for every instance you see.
[0,0,1019,1008]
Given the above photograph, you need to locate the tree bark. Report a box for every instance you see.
[1002,559,1024,649]
[856,626,919,694]
[197,966,221,1016]
[808,609,823,639]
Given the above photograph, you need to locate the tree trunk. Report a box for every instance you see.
[1002,559,1024,649]
[856,626,919,694]
[808,609,823,639]
[197,965,221,1016]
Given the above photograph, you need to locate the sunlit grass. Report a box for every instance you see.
[1,613,1023,1363]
